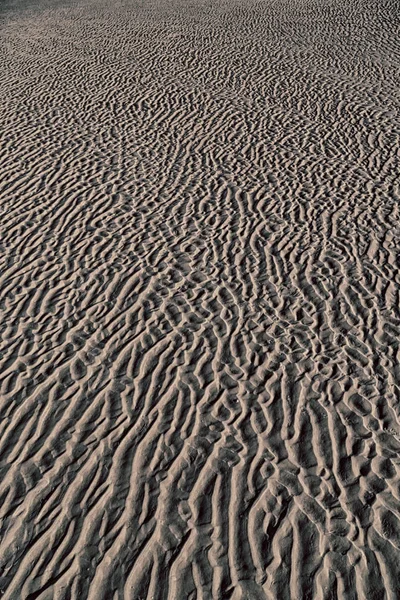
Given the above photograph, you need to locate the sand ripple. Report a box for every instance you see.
[0,0,400,597]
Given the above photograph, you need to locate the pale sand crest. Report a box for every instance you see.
[0,0,400,598]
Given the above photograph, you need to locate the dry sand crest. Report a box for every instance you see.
[0,0,400,597]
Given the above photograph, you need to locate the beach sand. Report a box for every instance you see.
[0,0,400,597]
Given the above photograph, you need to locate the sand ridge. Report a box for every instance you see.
[0,0,400,597]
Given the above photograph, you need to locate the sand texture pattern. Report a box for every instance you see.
[0,0,400,597]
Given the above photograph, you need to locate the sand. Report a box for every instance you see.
[0,0,399,597]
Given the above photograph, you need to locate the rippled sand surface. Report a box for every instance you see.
[0,0,400,597]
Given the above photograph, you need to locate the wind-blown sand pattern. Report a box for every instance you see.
[0,0,400,597]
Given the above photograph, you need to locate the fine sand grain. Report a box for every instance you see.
[0,0,400,597]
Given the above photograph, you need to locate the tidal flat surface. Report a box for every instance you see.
[0,0,400,597]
